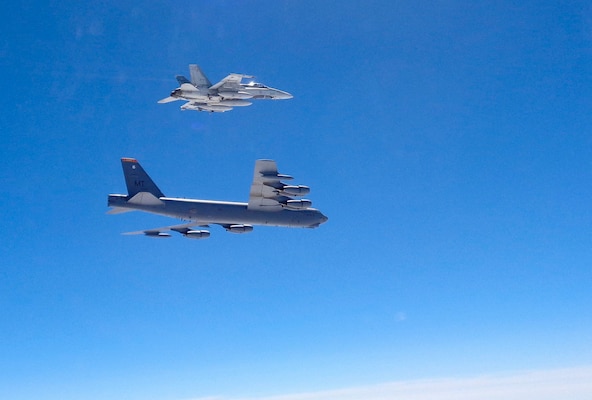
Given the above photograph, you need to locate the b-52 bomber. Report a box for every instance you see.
[158,64,293,113]
[107,158,328,239]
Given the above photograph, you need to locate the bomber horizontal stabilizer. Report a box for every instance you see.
[127,192,164,206]
[106,207,134,215]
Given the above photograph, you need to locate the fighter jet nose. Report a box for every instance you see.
[275,91,293,100]
[321,214,328,224]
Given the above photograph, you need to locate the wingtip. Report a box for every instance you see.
[106,207,133,215]
[158,96,179,104]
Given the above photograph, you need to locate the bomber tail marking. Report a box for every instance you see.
[121,158,165,198]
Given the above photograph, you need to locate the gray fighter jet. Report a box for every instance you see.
[158,64,293,113]
[107,158,327,239]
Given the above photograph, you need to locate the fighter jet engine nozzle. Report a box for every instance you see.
[185,230,211,239]
[281,185,310,196]
[218,91,253,100]
[226,224,254,234]
[285,199,312,210]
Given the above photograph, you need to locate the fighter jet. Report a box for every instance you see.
[107,158,327,239]
[158,64,293,113]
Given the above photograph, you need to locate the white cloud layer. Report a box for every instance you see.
[191,366,592,400]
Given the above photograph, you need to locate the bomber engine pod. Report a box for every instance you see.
[285,199,313,209]
[184,230,211,239]
[226,224,254,234]
[281,185,310,196]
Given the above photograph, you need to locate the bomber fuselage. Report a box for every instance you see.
[108,194,327,228]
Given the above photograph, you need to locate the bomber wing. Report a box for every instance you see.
[247,159,312,211]
[123,222,211,239]
[122,222,254,237]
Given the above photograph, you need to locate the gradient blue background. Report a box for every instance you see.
[1,2,591,399]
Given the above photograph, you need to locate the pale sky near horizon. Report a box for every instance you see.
[1,2,591,400]
[190,367,592,400]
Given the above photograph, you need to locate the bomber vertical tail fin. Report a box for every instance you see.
[121,158,165,198]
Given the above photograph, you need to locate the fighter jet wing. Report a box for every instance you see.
[209,73,254,91]
[123,222,210,239]
[247,160,312,211]
[157,96,180,104]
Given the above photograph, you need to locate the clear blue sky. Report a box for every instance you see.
[1,2,591,400]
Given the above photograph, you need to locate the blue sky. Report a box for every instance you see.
[1,1,592,399]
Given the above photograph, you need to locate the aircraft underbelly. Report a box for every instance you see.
[159,200,308,227]
[181,93,208,101]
